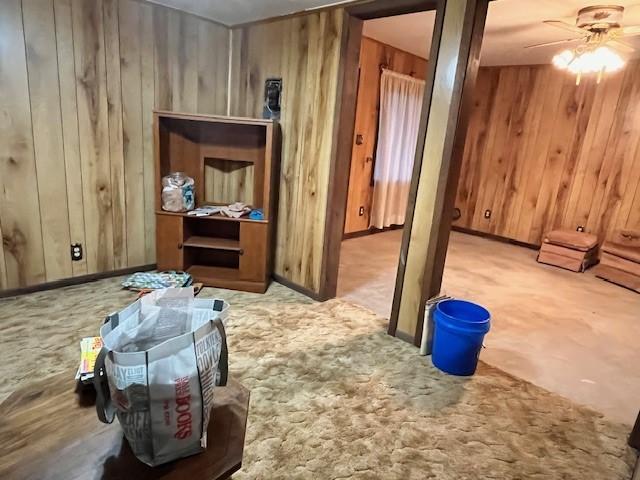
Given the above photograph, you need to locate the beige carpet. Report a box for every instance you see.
[0,278,637,479]
[338,230,640,425]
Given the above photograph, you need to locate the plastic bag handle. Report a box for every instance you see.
[212,318,228,387]
[93,347,116,424]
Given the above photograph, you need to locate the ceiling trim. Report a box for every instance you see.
[138,0,230,27]
[231,1,352,28]
[346,0,437,20]
[232,0,439,29]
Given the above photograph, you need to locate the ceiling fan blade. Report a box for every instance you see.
[620,25,640,36]
[524,38,582,49]
[543,20,588,35]
[608,39,636,53]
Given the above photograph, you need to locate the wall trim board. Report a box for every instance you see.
[388,1,445,338]
[390,0,489,344]
[343,224,404,240]
[451,226,539,250]
[393,328,416,345]
[319,13,364,301]
[0,264,156,300]
[232,0,438,29]
[272,274,324,302]
[320,0,439,302]
[412,0,488,346]
[347,0,438,20]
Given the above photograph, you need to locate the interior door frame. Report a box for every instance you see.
[320,0,489,346]
[320,0,439,301]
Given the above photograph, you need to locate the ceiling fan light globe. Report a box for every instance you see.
[595,46,625,72]
[552,49,574,70]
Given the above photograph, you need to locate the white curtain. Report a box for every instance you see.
[370,69,425,229]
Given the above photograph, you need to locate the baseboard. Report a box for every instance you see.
[392,329,416,345]
[451,225,539,250]
[343,224,404,240]
[272,273,324,301]
[0,264,156,299]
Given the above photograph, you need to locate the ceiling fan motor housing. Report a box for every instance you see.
[577,5,624,31]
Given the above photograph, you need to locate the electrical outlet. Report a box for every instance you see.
[484,209,492,219]
[359,206,365,216]
[576,225,585,232]
[70,243,83,261]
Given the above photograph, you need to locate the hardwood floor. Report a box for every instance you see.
[337,229,640,425]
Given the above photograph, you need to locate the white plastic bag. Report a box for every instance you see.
[93,288,229,466]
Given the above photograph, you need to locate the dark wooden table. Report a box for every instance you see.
[0,373,249,480]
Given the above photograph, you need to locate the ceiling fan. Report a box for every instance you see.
[525,5,640,83]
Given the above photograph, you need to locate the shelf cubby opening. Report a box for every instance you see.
[185,217,240,241]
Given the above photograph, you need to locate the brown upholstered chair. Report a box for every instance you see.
[537,230,599,272]
[595,230,640,293]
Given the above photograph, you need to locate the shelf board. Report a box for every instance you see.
[187,265,267,293]
[202,145,261,164]
[184,236,242,252]
[188,265,240,280]
[154,110,275,127]
[156,210,268,224]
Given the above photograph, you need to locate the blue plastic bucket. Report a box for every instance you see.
[432,299,490,376]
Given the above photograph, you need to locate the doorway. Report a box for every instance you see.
[337,12,435,319]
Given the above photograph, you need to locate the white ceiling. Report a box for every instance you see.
[147,0,640,66]
[364,0,640,65]
[145,0,355,26]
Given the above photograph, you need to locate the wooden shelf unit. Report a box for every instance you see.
[154,111,279,293]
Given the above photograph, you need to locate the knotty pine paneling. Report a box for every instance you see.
[455,62,640,245]
[0,0,45,288]
[344,37,428,234]
[23,0,73,281]
[0,0,229,289]
[230,10,346,293]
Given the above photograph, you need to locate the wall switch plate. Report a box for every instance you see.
[484,209,492,219]
[576,225,585,232]
[359,206,365,216]
[70,243,83,261]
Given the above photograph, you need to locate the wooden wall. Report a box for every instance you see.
[454,62,640,245]
[344,37,427,234]
[230,10,346,293]
[0,0,229,289]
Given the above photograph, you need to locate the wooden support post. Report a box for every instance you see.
[388,0,488,343]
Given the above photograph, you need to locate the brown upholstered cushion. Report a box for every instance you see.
[610,230,640,249]
[544,230,599,251]
[602,241,640,264]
